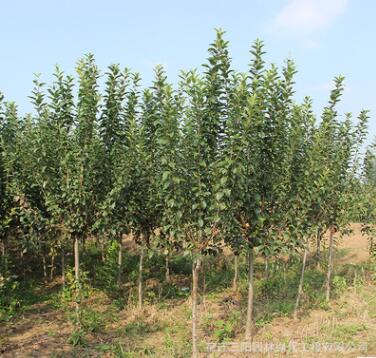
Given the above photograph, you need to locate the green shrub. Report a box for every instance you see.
[67,328,87,346]
[81,307,105,333]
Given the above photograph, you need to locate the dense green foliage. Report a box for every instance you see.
[0,30,373,354]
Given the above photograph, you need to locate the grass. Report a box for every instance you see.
[1,243,375,357]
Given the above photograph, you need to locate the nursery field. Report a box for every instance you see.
[0,224,375,358]
[1,30,376,358]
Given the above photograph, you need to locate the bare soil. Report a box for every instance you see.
[0,224,374,357]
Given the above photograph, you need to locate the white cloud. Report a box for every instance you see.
[272,0,349,35]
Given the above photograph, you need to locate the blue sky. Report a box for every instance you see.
[1,0,375,140]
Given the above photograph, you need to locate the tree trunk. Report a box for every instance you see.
[42,253,47,282]
[4,237,8,276]
[192,256,201,358]
[117,236,123,287]
[0,239,5,276]
[74,236,80,325]
[61,248,65,288]
[293,240,308,320]
[20,247,26,280]
[100,237,106,262]
[316,227,322,268]
[245,247,254,341]
[165,254,170,283]
[138,245,144,309]
[233,254,239,292]
[264,256,269,280]
[202,259,206,305]
[50,251,56,280]
[325,227,334,301]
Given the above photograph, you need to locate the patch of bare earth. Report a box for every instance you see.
[247,286,376,358]
[337,223,370,264]
[0,302,72,357]
[0,224,374,357]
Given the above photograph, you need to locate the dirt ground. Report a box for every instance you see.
[0,223,374,357]
[336,223,370,264]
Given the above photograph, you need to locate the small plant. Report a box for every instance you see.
[67,328,87,346]
[213,319,235,342]
[60,267,90,303]
[164,333,175,351]
[121,319,163,337]
[276,301,295,316]
[112,297,127,311]
[95,343,113,353]
[160,282,190,299]
[95,240,120,290]
[0,273,21,320]
[123,321,149,336]
[318,299,330,310]
[332,275,347,294]
[331,323,367,341]
[47,330,57,337]
[81,308,105,333]
[255,314,271,328]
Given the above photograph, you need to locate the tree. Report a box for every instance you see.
[94,64,129,285]
[179,29,233,357]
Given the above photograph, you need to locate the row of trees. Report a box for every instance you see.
[0,30,372,356]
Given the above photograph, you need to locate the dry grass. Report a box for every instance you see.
[1,224,375,357]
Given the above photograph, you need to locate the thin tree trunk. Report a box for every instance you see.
[245,247,254,341]
[316,227,322,268]
[61,248,65,288]
[74,236,80,325]
[325,227,335,301]
[100,237,106,262]
[192,256,201,358]
[0,239,5,276]
[165,254,170,283]
[4,237,8,276]
[128,287,134,306]
[42,254,47,282]
[264,256,269,280]
[202,259,206,305]
[138,244,144,309]
[117,236,123,287]
[20,248,25,280]
[50,252,56,280]
[233,254,239,292]
[293,240,308,320]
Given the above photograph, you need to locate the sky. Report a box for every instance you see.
[1,0,375,141]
